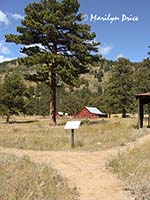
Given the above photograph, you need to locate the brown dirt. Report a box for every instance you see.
[0,134,150,200]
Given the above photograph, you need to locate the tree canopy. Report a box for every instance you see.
[104,58,134,118]
[5,0,100,125]
[0,73,27,123]
[134,58,150,93]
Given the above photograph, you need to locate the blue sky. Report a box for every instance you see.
[0,0,150,62]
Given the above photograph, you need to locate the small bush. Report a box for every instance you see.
[81,119,90,125]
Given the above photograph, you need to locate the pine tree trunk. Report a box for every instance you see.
[49,66,57,125]
[122,109,126,118]
[6,113,10,124]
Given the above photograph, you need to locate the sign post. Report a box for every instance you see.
[71,129,74,147]
[148,103,150,128]
[64,121,81,148]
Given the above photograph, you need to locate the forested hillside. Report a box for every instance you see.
[0,57,150,120]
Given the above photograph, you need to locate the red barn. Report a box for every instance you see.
[76,106,107,118]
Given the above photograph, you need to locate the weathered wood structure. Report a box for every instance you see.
[136,92,150,128]
[56,111,68,118]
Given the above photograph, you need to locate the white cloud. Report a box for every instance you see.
[11,13,24,20]
[0,46,11,54]
[26,43,46,50]
[0,55,15,63]
[0,10,9,25]
[116,53,124,60]
[0,41,11,55]
[99,45,112,56]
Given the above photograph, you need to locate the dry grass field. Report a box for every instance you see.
[0,116,149,151]
[0,153,78,200]
[0,115,150,200]
[108,139,150,200]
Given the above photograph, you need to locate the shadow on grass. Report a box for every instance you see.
[0,120,39,125]
[11,120,39,124]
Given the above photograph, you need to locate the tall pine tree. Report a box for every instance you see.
[5,0,100,125]
[134,58,150,93]
[0,73,27,124]
[104,58,134,118]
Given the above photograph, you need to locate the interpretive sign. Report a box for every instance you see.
[64,121,81,147]
[64,121,81,130]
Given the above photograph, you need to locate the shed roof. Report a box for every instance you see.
[136,92,150,105]
[136,92,150,98]
[57,112,64,116]
[85,107,105,115]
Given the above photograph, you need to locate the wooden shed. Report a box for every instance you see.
[56,112,68,118]
[136,92,150,128]
[76,106,107,118]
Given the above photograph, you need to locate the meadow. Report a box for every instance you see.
[0,115,149,151]
[0,115,150,200]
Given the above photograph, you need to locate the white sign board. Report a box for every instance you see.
[64,121,81,130]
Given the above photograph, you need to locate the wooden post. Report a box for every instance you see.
[147,104,150,128]
[71,129,74,148]
[138,98,143,128]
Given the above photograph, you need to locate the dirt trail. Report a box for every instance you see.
[0,134,150,200]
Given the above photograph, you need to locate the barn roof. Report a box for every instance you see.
[85,107,105,115]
